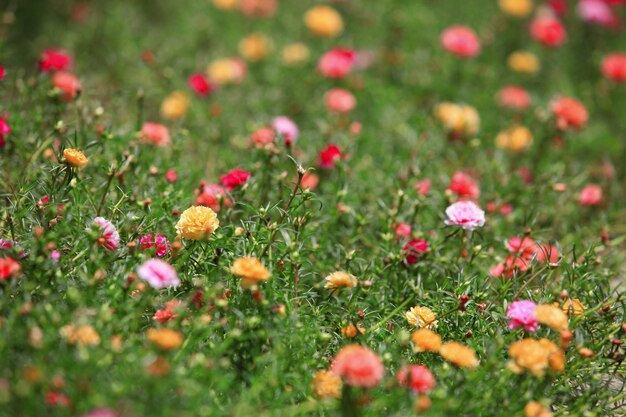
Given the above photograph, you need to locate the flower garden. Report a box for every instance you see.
[1,0,626,416]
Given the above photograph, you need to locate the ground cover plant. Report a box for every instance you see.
[1,0,626,416]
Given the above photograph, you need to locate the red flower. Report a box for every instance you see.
[0,117,10,148]
[318,47,356,79]
[195,181,231,211]
[396,365,436,394]
[601,53,626,83]
[440,26,481,58]
[530,17,567,48]
[403,239,428,264]
[188,73,216,96]
[549,0,568,15]
[153,308,175,323]
[45,392,71,407]
[165,169,177,183]
[39,49,73,72]
[0,65,4,80]
[220,169,251,191]
[551,97,588,131]
[318,145,342,168]
[448,171,480,200]
[0,257,20,280]
[52,72,81,101]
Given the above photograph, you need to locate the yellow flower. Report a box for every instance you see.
[508,51,540,74]
[405,306,437,329]
[312,370,342,399]
[146,328,183,350]
[434,103,480,136]
[282,43,310,65]
[60,324,100,346]
[524,401,553,417]
[207,58,246,85]
[212,0,238,10]
[499,0,533,17]
[324,271,357,290]
[439,342,479,369]
[495,125,533,152]
[561,298,585,316]
[304,6,344,38]
[175,206,219,240]
[411,328,442,353]
[230,257,270,289]
[63,148,89,168]
[535,304,568,331]
[238,33,272,62]
[508,338,564,376]
[160,91,190,120]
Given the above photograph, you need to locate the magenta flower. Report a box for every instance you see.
[92,217,120,252]
[137,258,180,289]
[83,409,119,417]
[139,234,171,257]
[444,201,485,231]
[506,300,538,332]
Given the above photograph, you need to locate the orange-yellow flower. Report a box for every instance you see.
[304,6,343,38]
[63,148,89,168]
[212,0,238,10]
[495,125,533,152]
[238,33,272,62]
[160,91,190,120]
[324,271,357,290]
[405,306,437,329]
[411,328,442,353]
[524,401,553,417]
[230,257,270,289]
[499,0,533,17]
[60,324,100,346]
[439,342,479,368]
[311,370,342,399]
[508,51,540,74]
[434,103,480,136]
[341,324,366,338]
[535,304,568,331]
[282,43,310,65]
[561,298,585,316]
[146,328,184,350]
[175,206,219,240]
[508,338,564,376]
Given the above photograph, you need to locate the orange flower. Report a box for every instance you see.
[508,338,564,376]
[508,51,540,74]
[238,33,272,62]
[439,342,479,368]
[561,299,585,316]
[411,328,442,353]
[60,324,100,346]
[495,125,533,152]
[524,401,553,417]
[230,257,270,289]
[498,0,533,17]
[63,148,89,167]
[282,43,310,65]
[304,6,343,38]
[312,370,342,399]
[341,324,366,338]
[324,271,357,290]
[405,306,437,329]
[160,91,190,120]
[146,328,184,350]
[551,97,588,131]
[535,304,568,331]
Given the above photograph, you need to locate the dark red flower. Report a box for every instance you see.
[448,171,480,200]
[403,239,428,264]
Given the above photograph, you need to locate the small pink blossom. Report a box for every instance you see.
[188,73,216,96]
[578,0,619,28]
[272,116,299,142]
[165,169,177,183]
[440,25,481,58]
[317,47,356,79]
[506,300,538,332]
[83,409,119,417]
[137,258,180,289]
[395,223,411,240]
[39,48,73,72]
[415,179,431,196]
[444,201,485,231]
[140,122,171,146]
[448,171,480,200]
[396,365,436,394]
[579,184,602,206]
[195,182,231,212]
[92,217,120,251]
[139,234,171,257]
[324,88,356,113]
[220,169,251,191]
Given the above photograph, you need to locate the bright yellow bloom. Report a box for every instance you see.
[499,0,533,17]
[207,58,246,85]
[312,370,342,399]
[439,342,479,369]
[230,257,270,289]
[508,338,564,376]
[304,6,343,38]
[411,328,442,353]
[495,125,533,152]
[324,271,357,290]
[282,43,310,65]
[535,304,568,331]
[434,103,480,136]
[212,0,238,10]
[508,51,540,74]
[405,306,437,329]
[175,206,219,240]
[146,328,183,350]
[63,148,89,168]
[160,91,190,120]
[238,33,272,62]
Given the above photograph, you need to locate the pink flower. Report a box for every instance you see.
[188,73,216,96]
[507,300,538,332]
[535,244,560,264]
[140,122,171,146]
[331,345,384,388]
[318,47,356,79]
[440,26,481,58]
[52,72,81,101]
[92,217,120,251]
[530,17,567,48]
[507,236,537,257]
[39,48,73,72]
[498,85,531,111]
[601,53,626,82]
[84,409,118,417]
[220,169,251,191]
[403,239,428,264]
[396,365,436,394]
[395,223,412,240]
[0,65,4,80]
[195,182,231,212]
[0,117,10,148]
[50,251,61,260]
[324,88,356,113]
[250,127,275,147]
[579,184,602,206]
[301,172,319,190]
[318,145,342,168]
[415,179,431,196]
[448,171,480,200]
[165,169,177,183]
[272,116,299,143]
[139,234,171,257]
[137,258,180,289]
[578,0,619,28]
[444,201,485,231]
[551,97,588,131]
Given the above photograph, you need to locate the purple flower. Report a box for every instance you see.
[507,300,538,332]
[137,258,180,289]
[444,201,485,231]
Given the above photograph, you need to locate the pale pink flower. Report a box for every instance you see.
[140,122,171,146]
[317,47,356,78]
[578,0,618,28]
[92,217,120,251]
[507,300,538,332]
[331,345,384,388]
[440,25,481,58]
[272,116,299,142]
[324,88,356,113]
[579,184,602,206]
[396,365,436,394]
[444,201,485,230]
[137,258,180,289]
